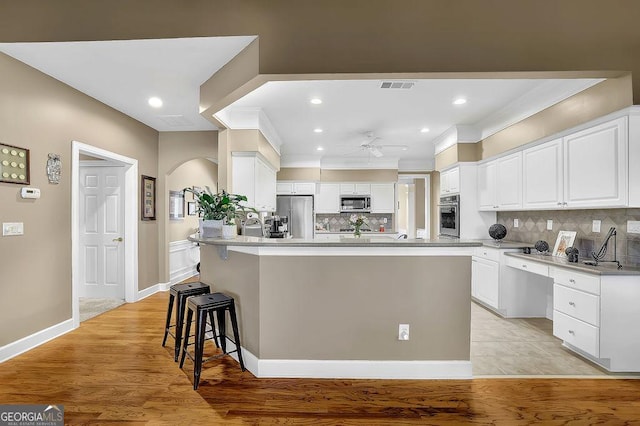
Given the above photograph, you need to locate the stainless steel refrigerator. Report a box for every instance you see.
[276,195,314,239]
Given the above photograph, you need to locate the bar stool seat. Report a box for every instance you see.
[180,292,245,390]
[162,281,211,361]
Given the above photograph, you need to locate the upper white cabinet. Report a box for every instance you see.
[478,152,522,211]
[440,167,460,195]
[315,183,340,213]
[232,153,277,212]
[370,183,395,213]
[340,183,371,195]
[522,139,564,209]
[563,117,627,208]
[520,117,628,210]
[276,182,316,195]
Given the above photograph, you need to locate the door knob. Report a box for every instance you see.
[113,237,123,242]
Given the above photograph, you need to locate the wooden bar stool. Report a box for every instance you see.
[179,292,245,390]
[162,282,211,361]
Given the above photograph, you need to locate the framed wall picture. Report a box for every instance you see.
[552,230,577,257]
[0,143,30,185]
[187,201,197,216]
[141,175,156,221]
[169,190,185,220]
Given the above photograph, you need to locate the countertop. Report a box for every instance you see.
[479,240,533,249]
[190,235,483,248]
[314,230,397,234]
[505,252,640,276]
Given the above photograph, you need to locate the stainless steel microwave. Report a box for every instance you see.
[340,196,371,213]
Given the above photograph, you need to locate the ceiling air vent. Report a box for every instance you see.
[380,81,414,89]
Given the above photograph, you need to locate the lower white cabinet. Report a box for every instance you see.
[472,246,549,318]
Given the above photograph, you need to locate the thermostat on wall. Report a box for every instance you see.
[20,187,41,199]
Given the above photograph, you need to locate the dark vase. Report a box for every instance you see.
[535,240,549,253]
[488,223,507,241]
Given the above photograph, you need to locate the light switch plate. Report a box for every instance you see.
[628,220,640,234]
[592,220,601,233]
[514,219,519,228]
[2,222,24,236]
[546,220,553,230]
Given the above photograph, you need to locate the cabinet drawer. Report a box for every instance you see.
[553,310,599,357]
[551,267,600,295]
[553,284,600,326]
[473,246,500,262]
[505,256,549,276]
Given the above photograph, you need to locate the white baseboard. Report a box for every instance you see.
[221,337,471,379]
[138,282,171,300]
[0,319,74,363]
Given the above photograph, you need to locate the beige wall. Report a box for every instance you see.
[158,130,218,280]
[414,178,426,230]
[277,167,321,181]
[320,169,398,182]
[0,52,159,346]
[167,158,218,242]
[480,76,633,159]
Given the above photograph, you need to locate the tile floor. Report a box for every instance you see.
[471,302,613,376]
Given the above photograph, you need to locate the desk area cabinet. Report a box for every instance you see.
[504,253,640,372]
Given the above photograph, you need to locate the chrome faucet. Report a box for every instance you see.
[397,233,408,239]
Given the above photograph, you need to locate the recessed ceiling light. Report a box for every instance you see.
[148,97,163,108]
[310,98,323,105]
[453,98,467,105]
[316,146,324,151]
[313,128,323,133]
[420,127,430,133]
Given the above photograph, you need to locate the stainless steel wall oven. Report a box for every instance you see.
[439,194,460,238]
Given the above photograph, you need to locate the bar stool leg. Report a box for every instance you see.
[173,294,189,362]
[162,293,175,347]
[215,309,226,353]
[194,308,208,390]
[229,301,245,371]
[207,310,220,348]
[179,308,194,368]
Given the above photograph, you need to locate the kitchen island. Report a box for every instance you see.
[190,235,482,379]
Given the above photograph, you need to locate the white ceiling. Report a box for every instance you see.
[0,37,603,170]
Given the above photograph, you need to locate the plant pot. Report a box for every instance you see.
[200,219,223,238]
[222,223,237,239]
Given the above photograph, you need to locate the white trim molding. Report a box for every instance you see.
[169,239,200,284]
[0,319,74,363]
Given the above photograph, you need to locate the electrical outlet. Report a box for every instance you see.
[398,324,410,341]
[547,220,553,230]
[514,219,519,228]
[592,220,601,233]
[628,220,640,234]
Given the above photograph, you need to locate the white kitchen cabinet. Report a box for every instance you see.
[522,139,564,209]
[370,183,395,213]
[340,183,371,195]
[563,117,627,208]
[473,246,549,318]
[440,167,460,195]
[232,153,277,212]
[477,152,522,211]
[276,182,316,195]
[315,183,340,213]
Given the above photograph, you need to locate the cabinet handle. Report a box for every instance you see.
[563,202,568,206]
[569,301,576,306]
[569,279,575,283]
[557,202,562,206]
[568,330,575,335]
[522,264,527,268]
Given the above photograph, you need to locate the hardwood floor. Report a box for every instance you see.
[1,284,639,425]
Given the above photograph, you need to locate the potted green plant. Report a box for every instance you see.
[183,186,253,239]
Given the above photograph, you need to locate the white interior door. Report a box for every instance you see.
[79,165,125,299]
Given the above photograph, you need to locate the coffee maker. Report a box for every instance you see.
[268,215,289,238]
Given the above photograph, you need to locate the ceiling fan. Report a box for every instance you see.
[354,132,408,158]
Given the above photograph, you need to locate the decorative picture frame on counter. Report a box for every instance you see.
[0,142,30,185]
[552,230,577,257]
[141,175,156,221]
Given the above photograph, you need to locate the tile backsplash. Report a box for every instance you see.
[316,213,393,232]
[497,209,640,267]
